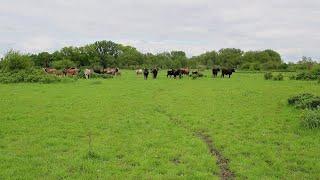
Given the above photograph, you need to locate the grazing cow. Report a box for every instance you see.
[136,69,143,76]
[221,68,235,78]
[173,69,182,79]
[212,68,220,77]
[167,69,175,78]
[43,68,57,75]
[143,68,149,80]
[104,68,119,76]
[84,69,93,79]
[180,68,190,76]
[63,68,80,76]
[151,68,158,79]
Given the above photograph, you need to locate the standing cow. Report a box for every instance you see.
[143,68,149,80]
[221,68,235,78]
[84,69,93,79]
[63,68,80,76]
[136,69,143,76]
[212,68,220,77]
[43,68,57,75]
[180,68,190,76]
[167,69,174,78]
[151,68,158,79]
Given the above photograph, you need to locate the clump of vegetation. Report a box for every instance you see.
[0,50,34,72]
[0,51,73,84]
[289,74,296,80]
[264,72,273,80]
[51,59,76,69]
[295,71,318,80]
[301,110,320,129]
[273,73,284,81]
[0,69,65,84]
[264,72,284,81]
[288,93,320,110]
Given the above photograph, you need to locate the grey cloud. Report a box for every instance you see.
[0,0,319,62]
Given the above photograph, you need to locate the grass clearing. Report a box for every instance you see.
[0,71,320,179]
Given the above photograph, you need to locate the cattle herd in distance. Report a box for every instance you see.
[43,67,236,80]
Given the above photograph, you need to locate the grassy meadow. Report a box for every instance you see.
[0,70,319,179]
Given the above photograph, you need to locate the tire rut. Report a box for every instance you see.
[155,107,235,179]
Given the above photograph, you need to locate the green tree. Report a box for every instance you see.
[217,48,243,67]
[1,50,33,72]
[52,59,76,69]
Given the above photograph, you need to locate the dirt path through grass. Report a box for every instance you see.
[154,106,235,179]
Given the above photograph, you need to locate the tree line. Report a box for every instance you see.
[1,40,319,71]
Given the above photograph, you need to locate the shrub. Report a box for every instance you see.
[289,74,296,80]
[273,73,284,81]
[264,72,273,80]
[301,110,320,129]
[295,71,319,80]
[0,69,69,84]
[288,93,320,110]
[1,50,33,72]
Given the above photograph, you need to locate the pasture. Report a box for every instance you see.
[0,71,319,179]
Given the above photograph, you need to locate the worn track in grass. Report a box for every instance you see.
[155,107,235,179]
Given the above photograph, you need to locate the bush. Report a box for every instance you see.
[1,50,33,72]
[0,69,70,84]
[264,72,273,80]
[301,110,320,129]
[296,71,319,80]
[289,74,296,80]
[273,73,284,81]
[288,93,320,110]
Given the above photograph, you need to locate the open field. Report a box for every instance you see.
[0,71,320,179]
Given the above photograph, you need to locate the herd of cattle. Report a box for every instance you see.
[137,67,235,79]
[43,67,236,79]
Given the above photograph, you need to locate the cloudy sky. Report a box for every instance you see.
[0,0,319,62]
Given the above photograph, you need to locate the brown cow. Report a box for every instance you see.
[63,68,80,76]
[104,68,119,76]
[43,68,57,74]
[180,68,190,76]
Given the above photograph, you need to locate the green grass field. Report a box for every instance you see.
[1,71,319,179]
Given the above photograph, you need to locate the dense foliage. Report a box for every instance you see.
[0,50,74,83]
[0,50,34,72]
[1,40,319,72]
[23,40,289,70]
[0,69,66,84]
[264,72,283,81]
[288,93,320,110]
[264,72,273,80]
[288,93,320,129]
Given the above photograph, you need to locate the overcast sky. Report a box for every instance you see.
[1,0,319,62]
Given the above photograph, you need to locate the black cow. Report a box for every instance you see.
[221,68,235,78]
[167,69,175,78]
[167,69,182,79]
[212,68,220,77]
[173,69,182,79]
[151,68,158,79]
[143,68,149,80]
